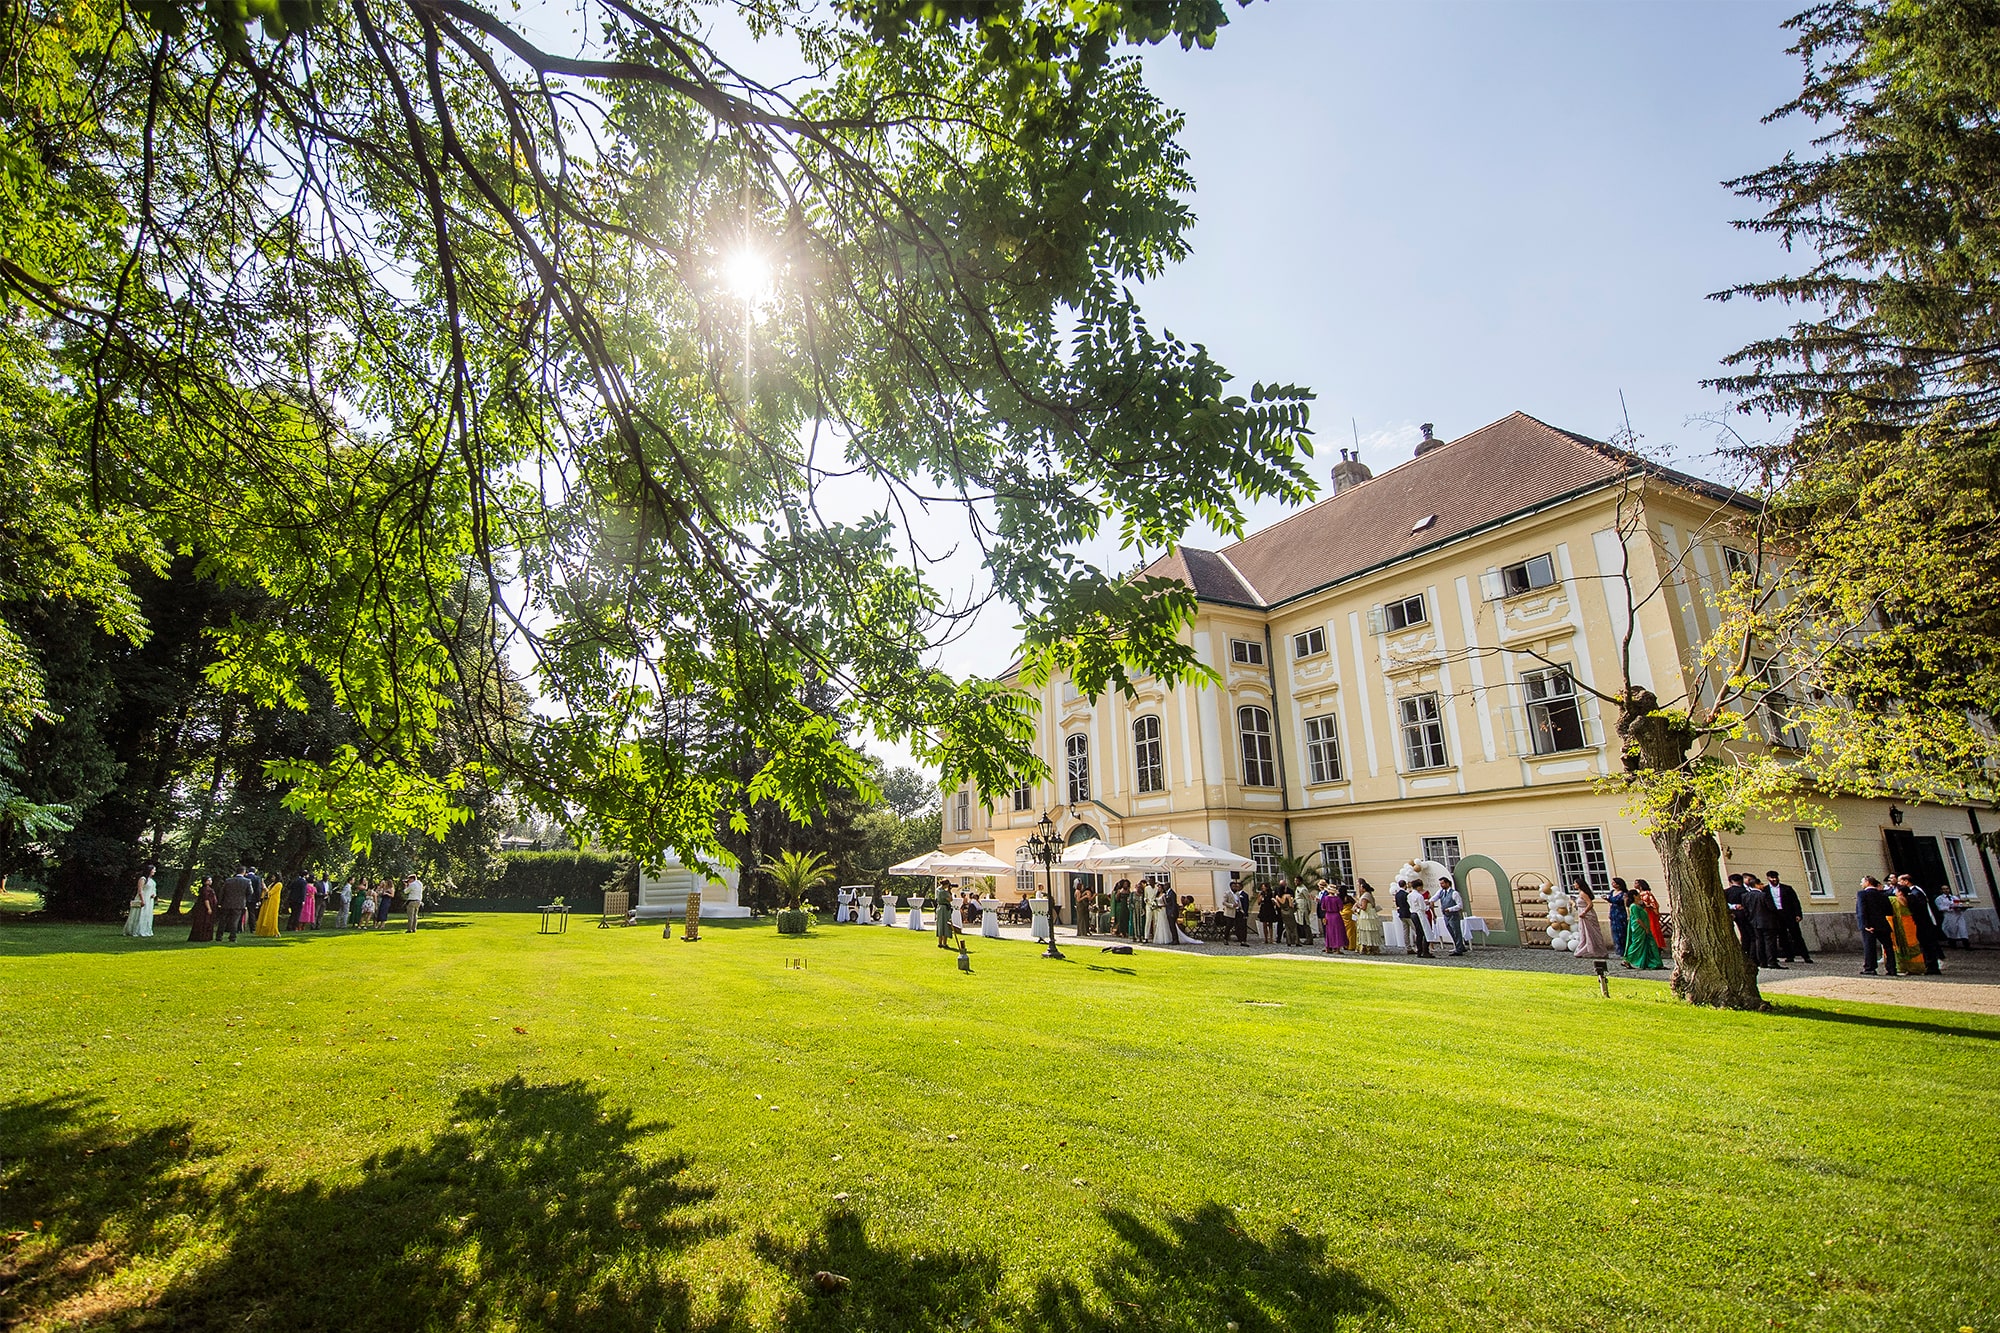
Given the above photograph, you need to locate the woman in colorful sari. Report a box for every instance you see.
[1637,881,1668,949]
[299,879,319,930]
[187,877,219,942]
[1889,886,1926,975]
[1623,879,1663,969]
[1319,883,1346,952]
[254,879,283,937]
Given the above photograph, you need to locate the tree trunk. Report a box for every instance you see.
[1620,688,1764,1010]
[167,702,236,917]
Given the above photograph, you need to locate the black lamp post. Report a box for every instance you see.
[1025,811,1066,960]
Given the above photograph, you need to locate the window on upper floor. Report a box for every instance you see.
[1065,733,1091,803]
[1750,656,1806,749]
[1722,546,1753,579]
[1302,714,1344,785]
[1398,692,1450,771]
[1292,626,1327,659]
[1011,781,1033,812]
[954,790,971,832]
[1132,715,1165,794]
[1238,705,1276,788]
[1229,637,1265,666]
[1482,553,1557,600]
[1370,593,1427,633]
[1522,666,1588,755]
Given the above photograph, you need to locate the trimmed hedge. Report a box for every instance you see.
[449,851,627,913]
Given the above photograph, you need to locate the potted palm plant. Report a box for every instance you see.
[762,850,834,935]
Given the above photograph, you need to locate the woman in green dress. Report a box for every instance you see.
[1623,889,1663,969]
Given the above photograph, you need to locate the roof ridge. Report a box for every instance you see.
[1207,549,1265,606]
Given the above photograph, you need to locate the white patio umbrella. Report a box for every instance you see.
[928,848,1014,876]
[1072,832,1254,874]
[886,851,948,876]
[1059,838,1118,866]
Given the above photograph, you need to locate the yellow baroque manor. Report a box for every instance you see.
[941,412,1995,948]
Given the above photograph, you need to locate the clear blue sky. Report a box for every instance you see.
[867,1,1816,773]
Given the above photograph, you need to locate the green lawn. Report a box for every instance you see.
[0,914,1993,1332]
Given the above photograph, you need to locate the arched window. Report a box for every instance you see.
[1249,834,1283,882]
[1015,844,1036,897]
[1066,733,1090,804]
[1238,705,1276,788]
[1133,715,1164,794]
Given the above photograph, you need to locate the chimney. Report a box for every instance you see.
[1413,422,1445,457]
[1331,447,1373,495]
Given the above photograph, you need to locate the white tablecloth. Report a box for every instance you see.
[979,898,1001,939]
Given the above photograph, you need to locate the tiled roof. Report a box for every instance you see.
[1140,411,1669,608]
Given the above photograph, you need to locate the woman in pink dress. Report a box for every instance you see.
[1318,883,1346,952]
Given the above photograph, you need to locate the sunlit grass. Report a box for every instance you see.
[0,913,1993,1331]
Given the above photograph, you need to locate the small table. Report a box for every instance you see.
[536,904,570,935]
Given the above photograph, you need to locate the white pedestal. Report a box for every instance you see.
[979,898,1001,939]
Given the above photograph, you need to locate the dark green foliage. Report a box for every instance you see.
[479,850,628,910]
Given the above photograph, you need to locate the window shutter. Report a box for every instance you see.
[1366,606,1386,634]
[1479,570,1505,601]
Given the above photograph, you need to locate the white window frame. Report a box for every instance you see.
[954,790,972,833]
[1551,827,1611,895]
[1370,593,1428,633]
[1722,546,1753,578]
[1302,713,1344,785]
[1238,705,1277,788]
[1292,626,1327,659]
[1522,666,1589,755]
[1750,656,1805,749]
[1249,834,1283,882]
[1229,638,1265,666]
[1795,826,1833,900]
[1944,835,1976,901]
[1398,692,1450,771]
[1132,715,1165,795]
[1065,733,1090,804]
[1015,846,1036,897]
[1011,782,1033,812]
[1421,836,1462,871]
[1482,553,1557,600]
[1318,841,1354,889]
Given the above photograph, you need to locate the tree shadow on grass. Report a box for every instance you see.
[0,1078,741,1331]
[752,1201,1390,1333]
[1017,1203,1393,1333]
[1768,1001,2000,1042]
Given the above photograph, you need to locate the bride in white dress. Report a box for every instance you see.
[1150,883,1179,945]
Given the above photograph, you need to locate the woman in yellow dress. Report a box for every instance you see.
[1339,888,1358,952]
[254,880,283,937]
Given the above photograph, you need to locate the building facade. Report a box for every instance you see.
[941,413,1996,943]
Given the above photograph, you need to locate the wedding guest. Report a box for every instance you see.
[1855,875,1897,975]
[1895,874,1945,974]
[1607,877,1629,958]
[402,873,425,932]
[1353,883,1384,954]
[1393,879,1433,958]
[1623,879,1663,970]
[1764,870,1814,963]
[1319,881,1346,953]
[1574,886,1612,995]
[1291,887,1312,948]
[217,865,251,942]
[186,876,219,943]
[1888,880,1926,975]
[1936,883,1973,950]
[123,863,158,939]
[1742,876,1784,969]
[1436,875,1468,956]
[1339,886,1357,953]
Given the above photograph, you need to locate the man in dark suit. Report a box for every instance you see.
[1895,874,1946,975]
[1232,883,1250,945]
[1742,878,1784,969]
[1855,876,1897,975]
[1724,873,1756,967]
[1764,870,1815,963]
[217,865,251,942]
